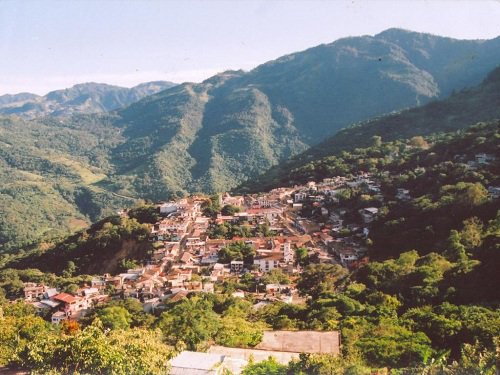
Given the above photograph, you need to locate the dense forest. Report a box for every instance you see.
[239,66,500,193]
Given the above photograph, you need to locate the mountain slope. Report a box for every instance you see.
[239,66,500,191]
[106,29,500,197]
[1,29,500,252]
[0,81,177,119]
[0,114,134,253]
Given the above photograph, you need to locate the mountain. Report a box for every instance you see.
[0,114,134,253]
[0,92,40,106]
[239,66,500,191]
[0,81,177,119]
[1,29,500,253]
[104,29,500,198]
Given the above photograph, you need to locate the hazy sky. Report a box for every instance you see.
[1,0,499,95]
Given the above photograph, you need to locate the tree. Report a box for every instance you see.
[15,320,172,374]
[97,306,132,330]
[158,296,220,350]
[221,204,241,216]
[295,247,309,267]
[296,264,348,299]
[128,204,161,224]
[215,316,265,347]
[410,136,429,149]
[62,261,77,278]
[218,241,256,266]
[242,357,287,375]
[260,269,290,286]
[372,136,382,148]
[287,353,367,375]
[456,182,488,208]
[460,217,483,252]
[356,321,434,368]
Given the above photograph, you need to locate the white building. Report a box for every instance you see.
[230,261,244,273]
[159,202,178,215]
[254,253,282,272]
[294,192,307,202]
[283,242,294,264]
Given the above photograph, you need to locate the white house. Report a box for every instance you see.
[254,253,282,272]
[230,260,244,273]
[294,192,307,202]
[159,202,178,215]
[283,242,294,264]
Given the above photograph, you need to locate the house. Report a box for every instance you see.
[230,260,244,273]
[254,253,282,272]
[51,311,68,324]
[203,282,215,293]
[222,193,244,207]
[359,207,379,223]
[475,153,495,165]
[488,186,500,199]
[283,242,294,263]
[143,298,161,313]
[231,290,246,298]
[44,288,58,299]
[52,293,88,318]
[294,192,307,202]
[208,330,341,366]
[91,277,106,290]
[30,301,51,315]
[23,283,46,301]
[337,248,359,267]
[265,284,288,294]
[255,330,341,355]
[396,188,411,201]
[180,251,195,264]
[159,202,178,215]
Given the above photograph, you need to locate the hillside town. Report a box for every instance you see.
[20,149,500,323]
[21,173,387,322]
[16,148,499,373]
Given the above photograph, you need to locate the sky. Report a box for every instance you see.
[1,0,500,95]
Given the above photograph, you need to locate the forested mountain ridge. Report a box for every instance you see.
[1,29,500,254]
[0,81,176,119]
[239,65,500,192]
[101,29,500,198]
[0,114,134,253]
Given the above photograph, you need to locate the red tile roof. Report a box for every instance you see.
[52,293,78,304]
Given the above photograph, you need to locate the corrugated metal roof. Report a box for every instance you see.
[170,351,223,371]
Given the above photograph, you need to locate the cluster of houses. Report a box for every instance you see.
[21,172,395,325]
[24,282,108,324]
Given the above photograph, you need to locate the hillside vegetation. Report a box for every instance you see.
[0,81,176,119]
[2,29,500,254]
[240,66,500,192]
[107,29,500,198]
[0,122,498,373]
[0,114,135,253]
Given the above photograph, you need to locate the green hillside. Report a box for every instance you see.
[240,66,500,192]
[0,115,135,253]
[107,30,500,198]
[1,122,498,373]
[2,29,500,253]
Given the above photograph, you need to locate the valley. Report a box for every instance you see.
[0,23,499,374]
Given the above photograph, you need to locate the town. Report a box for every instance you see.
[22,173,387,323]
[15,150,499,373]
